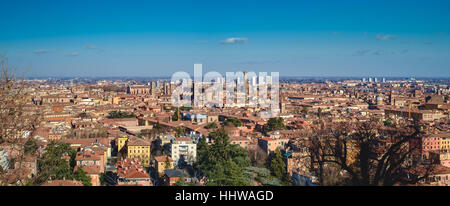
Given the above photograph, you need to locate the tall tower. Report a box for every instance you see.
[150,81,156,95]
[244,71,248,107]
[280,101,286,113]
[164,81,169,95]
[389,89,393,105]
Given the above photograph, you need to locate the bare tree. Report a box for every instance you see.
[308,120,435,186]
[0,54,41,185]
[249,145,268,167]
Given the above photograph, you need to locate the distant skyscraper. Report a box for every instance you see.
[252,76,257,86]
[374,77,378,82]
[362,78,366,82]
[382,77,386,83]
[368,77,373,83]
[266,76,272,85]
[258,75,265,85]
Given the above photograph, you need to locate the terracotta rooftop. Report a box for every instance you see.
[127,137,151,146]
[75,165,102,175]
[75,153,102,161]
[174,137,192,142]
[154,155,173,162]
[116,158,149,179]
[431,165,450,175]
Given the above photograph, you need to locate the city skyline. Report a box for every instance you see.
[1,0,450,77]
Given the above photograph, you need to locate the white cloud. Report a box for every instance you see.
[219,37,248,44]
[375,34,395,40]
[373,50,386,55]
[84,44,97,49]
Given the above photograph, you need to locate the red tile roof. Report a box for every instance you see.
[127,137,151,146]
[116,158,150,179]
[154,155,173,162]
[75,165,102,175]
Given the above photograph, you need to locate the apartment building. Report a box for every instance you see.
[170,137,197,166]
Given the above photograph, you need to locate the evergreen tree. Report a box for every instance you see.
[172,107,180,121]
[204,122,218,129]
[74,167,92,186]
[383,118,394,127]
[197,136,208,151]
[264,117,286,134]
[34,141,76,185]
[32,141,93,185]
[224,117,242,127]
[301,106,308,115]
[180,106,192,111]
[175,127,185,137]
[269,148,286,180]
[107,110,136,119]
[195,129,251,186]
[24,138,39,155]
[164,156,171,170]
[99,173,107,186]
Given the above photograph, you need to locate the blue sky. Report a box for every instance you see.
[1,0,450,77]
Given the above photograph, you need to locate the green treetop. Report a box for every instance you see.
[195,129,251,186]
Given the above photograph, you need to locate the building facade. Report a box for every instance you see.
[170,137,197,166]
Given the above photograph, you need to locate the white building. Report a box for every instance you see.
[170,137,197,166]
